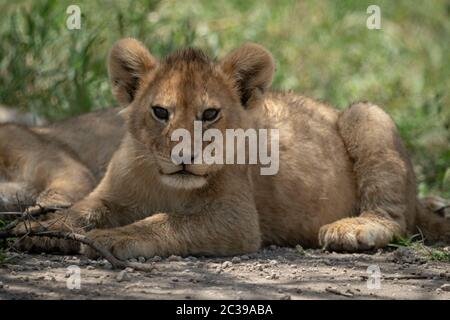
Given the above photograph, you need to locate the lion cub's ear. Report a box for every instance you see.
[108,38,158,106]
[220,43,275,109]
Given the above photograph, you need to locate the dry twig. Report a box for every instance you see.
[0,229,154,272]
[0,206,154,272]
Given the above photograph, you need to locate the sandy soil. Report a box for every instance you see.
[0,246,449,300]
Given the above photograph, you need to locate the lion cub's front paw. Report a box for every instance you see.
[81,229,141,261]
[12,211,83,254]
[318,216,397,252]
[35,189,73,210]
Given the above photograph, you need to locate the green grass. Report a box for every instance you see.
[0,0,449,197]
[0,219,5,262]
[389,234,450,262]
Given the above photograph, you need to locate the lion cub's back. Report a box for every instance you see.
[32,107,126,180]
[253,93,357,247]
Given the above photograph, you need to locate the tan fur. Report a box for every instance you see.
[0,108,125,211]
[10,38,450,258]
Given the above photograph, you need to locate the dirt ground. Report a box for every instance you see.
[0,246,449,300]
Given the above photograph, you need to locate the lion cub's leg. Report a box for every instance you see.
[319,102,417,251]
[82,208,262,260]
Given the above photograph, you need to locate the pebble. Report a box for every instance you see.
[240,255,249,260]
[86,266,95,270]
[186,256,198,262]
[138,256,146,263]
[266,272,279,280]
[45,274,56,282]
[222,261,233,269]
[440,284,450,292]
[65,258,81,265]
[167,255,182,262]
[280,294,291,300]
[129,258,138,263]
[152,256,162,262]
[231,257,241,264]
[269,260,278,266]
[116,270,130,282]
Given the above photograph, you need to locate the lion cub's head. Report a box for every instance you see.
[108,38,275,190]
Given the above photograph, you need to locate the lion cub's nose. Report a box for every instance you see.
[171,152,199,165]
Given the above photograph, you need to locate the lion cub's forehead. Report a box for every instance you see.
[149,48,230,110]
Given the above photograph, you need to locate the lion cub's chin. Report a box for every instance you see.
[160,174,208,190]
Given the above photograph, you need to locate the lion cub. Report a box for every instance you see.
[15,38,449,258]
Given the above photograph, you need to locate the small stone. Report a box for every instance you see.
[129,258,138,263]
[280,294,291,300]
[152,256,162,262]
[231,257,241,264]
[124,267,134,273]
[269,260,278,266]
[222,261,232,269]
[168,255,182,262]
[440,284,450,292]
[66,257,80,265]
[86,266,95,270]
[138,256,146,263]
[44,274,56,282]
[295,244,305,255]
[186,256,198,262]
[240,255,249,260]
[171,278,179,282]
[116,270,130,282]
[269,272,279,280]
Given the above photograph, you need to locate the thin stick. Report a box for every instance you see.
[2,205,70,231]
[0,230,154,272]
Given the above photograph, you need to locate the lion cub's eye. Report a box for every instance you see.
[202,108,220,122]
[151,106,170,122]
